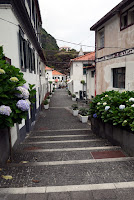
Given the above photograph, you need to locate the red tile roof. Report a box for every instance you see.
[71,52,95,62]
[45,66,53,71]
[52,70,64,76]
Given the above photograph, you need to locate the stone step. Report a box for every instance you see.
[18,140,112,150]
[1,185,134,200]
[24,139,103,144]
[31,129,92,136]
[25,134,97,142]
[1,160,134,188]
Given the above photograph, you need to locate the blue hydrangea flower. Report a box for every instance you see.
[0,105,12,116]
[93,113,97,118]
[16,100,30,111]
[16,86,29,99]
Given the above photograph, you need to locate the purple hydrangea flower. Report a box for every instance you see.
[0,105,12,116]
[93,113,97,118]
[16,100,30,111]
[16,86,29,99]
[22,84,28,90]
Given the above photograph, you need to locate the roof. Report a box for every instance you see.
[45,66,53,71]
[52,70,64,76]
[71,52,95,62]
[90,0,132,30]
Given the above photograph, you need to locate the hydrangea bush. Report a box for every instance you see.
[0,46,36,128]
[90,90,134,132]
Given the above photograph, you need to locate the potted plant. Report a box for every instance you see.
[71,104,79,116]
[79,108,89,123]
[68,90,71,96]
[72,94,76,101]
[52,88,55,94]
[44,99,49,109]
[49,92,52,97]
[47,96,50,103]
[80,80,86,99]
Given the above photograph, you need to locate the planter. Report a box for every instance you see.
[47,99,50,103]
[72,97,76,101]
[91,118,134,156]
[0,128,10,164]
[73,110,79,116]
[79,114,82,121]
[81,115,88,123]
[52,92,54,94]
[49,95,52,97]
[44,104,49,109]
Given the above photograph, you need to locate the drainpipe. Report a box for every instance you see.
[95,30,97,96]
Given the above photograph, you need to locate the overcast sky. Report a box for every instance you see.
[38,0,121,52]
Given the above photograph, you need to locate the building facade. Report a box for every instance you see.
[68,52,95,99]
[0,0,46,148]
[90,0,134,94]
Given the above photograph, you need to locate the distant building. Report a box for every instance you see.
[68,52,95,99]
[90,0,134,94]
[59,46,71,52]
[52,70,66,88]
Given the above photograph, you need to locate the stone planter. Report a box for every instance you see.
[72,97,76,101]
[81,116,88,123]
[73,110,79,116]
[0,128,10,164]
[91,118,134,156]
[44,104,49,109]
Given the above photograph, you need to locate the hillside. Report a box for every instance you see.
[41,28,78,74]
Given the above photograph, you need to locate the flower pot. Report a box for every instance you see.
[73,110,79,116]
[52,92,54,94]
[72,97,76,101]
[44,104,49,109]
[47,99,50,103]
[49,95,52,97]
[81,115,88,123]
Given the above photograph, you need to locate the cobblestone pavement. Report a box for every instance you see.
[1,89,134,199]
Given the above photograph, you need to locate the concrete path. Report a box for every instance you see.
[1,89,134,199]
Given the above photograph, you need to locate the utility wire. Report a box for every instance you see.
[0,17,18,27]
[0,17,127,50]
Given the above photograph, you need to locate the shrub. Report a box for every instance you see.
[89,90,134,131]
[47,96,50,99]
[44,100,48,105]
[0,47,36,128]
[71,104,78,110]
[79,107,89,116]
[68,90,71,95]
[72,94,76,98]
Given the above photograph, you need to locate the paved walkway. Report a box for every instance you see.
[1,89,134,199]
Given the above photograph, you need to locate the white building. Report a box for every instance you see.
[68,52,95,99]
[52,70,66,88]
[0,0,46,148]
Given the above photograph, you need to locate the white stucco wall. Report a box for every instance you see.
[70,62,86,98]
[0,5,46,146]
[87,69,95,99]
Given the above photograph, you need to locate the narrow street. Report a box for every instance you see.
[1,89,134,200]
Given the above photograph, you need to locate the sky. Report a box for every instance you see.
[38,0,121,52]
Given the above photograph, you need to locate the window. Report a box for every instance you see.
[83,68,86,75]
[121,7,134,30]
[121,12,128,29]
[58,77,60,79]
[91,71,95,78]
[53,77,54,79]
[99,30,104,49]
[113,67,125,88]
